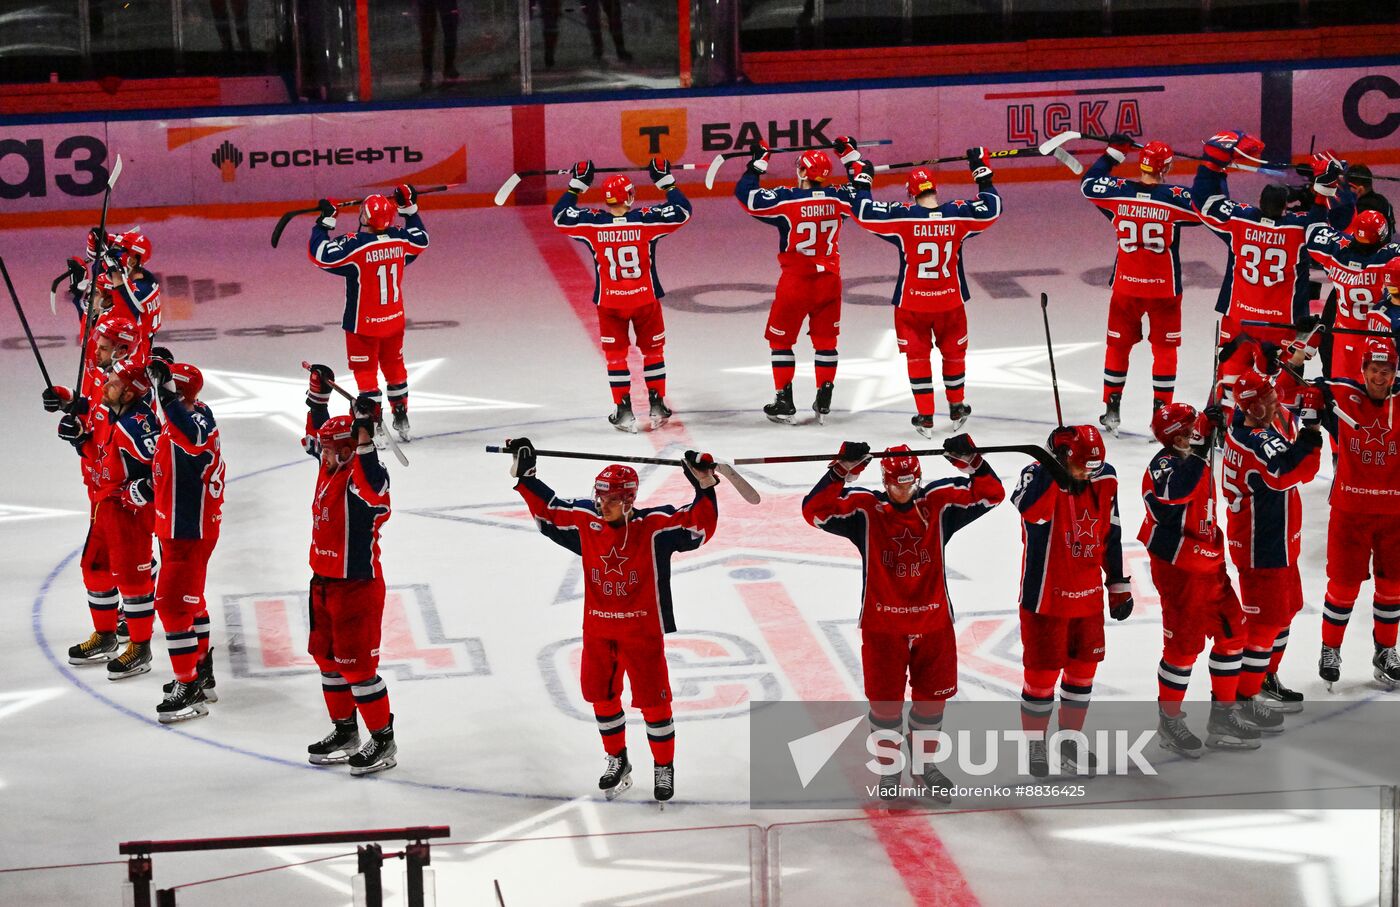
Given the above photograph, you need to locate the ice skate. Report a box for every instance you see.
[163,648,218,703]
[764,384,796,425]
[390,402,411,443]
[812,382,834,425]
[654,762,674,804]
[1205,701,1261,750]
[911,414,935,440]
[648,389,672,430]
[1056,735,1098,776]
[1319,645,1342,691]
[156,678,209,724]
[106,641,152,680]
[1373,645,1400,688]
[608,395,637,433]
[116,618,129,645]
[1099,393,1122,437]
[1238,696,1284,734]
[67,631,118,665]
[308,717,361,765]
[1259,672,1304,713]
[1027,739,1050,778]
[1157,708,1203,759]
[349,716,397,776]
[876,767,903,801]
[947,402,972,431]
[599,749,633,800]
[920,763,954,804]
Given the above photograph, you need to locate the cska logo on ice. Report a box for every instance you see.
[994,83,1151,147]
[222,584,489,680]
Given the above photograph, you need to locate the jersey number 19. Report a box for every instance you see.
[604,246,643,280]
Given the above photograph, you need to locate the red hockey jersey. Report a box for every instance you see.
[1322,379,1400,515]
[734,170,857,275]
[1222,405,1322,569]
[1138,448,1225,572]
[153,397,225,540]
[1012,461,1127,618]
[310,451,391,580]
[1082,154,1202,298]
[552,188,691,310]
[310,215,429,337]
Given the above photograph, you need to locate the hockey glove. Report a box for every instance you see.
[57,413,84,443]
[1202,130,1262,171]
[66,257,88,294]
[848,160,873,191]
[86,228,114,262]
[568,160,595,193]
[943,432,983,473]
[830,440,871,478]
[1189,410,1217,449]
[683,450,719,490]
[122,477,152,510]
[307,363,335,408]
[504,437,537,478]
[146,359,176,399]
[353,392,382,424]
[1105,132,1136,163]
[395,182,419,215]
[41,386,71,413]
[149,345,174,365]
[966,147,993,183]
[1296,386,1325,428]
[1311,152,1345,197]
[1108,580,1134,621]
[316,199,338,229]
[649,157,676,190]
[833,135,860,165]
[748,141,771,175]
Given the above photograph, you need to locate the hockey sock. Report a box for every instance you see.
[642,354,666,398]
[593,699,627,756]
[1156,657,1193,714]
[166,628,200,683]
[770,348,796,391]
[1238,628,1277,697]
[1020,669,1058,735]
[1057,664,1096,733]
[349,674,391,733]
[813,347,838,387]
[867,710,904,773]
[641,705,675,765]
[1373,584,1400,648]
[387,382,408,413]
[942,357,966,406]
[88,588,120,633]
[1102,344,1130,402]
[122,592,156,644]
[606,357,630,405]
[906,356,935,416]
[194,611,211,659]
[1150,343,1178,405]
[1323,582,1357,647]
[320,672,355,721]
[907,704,945,765]
[1267,626,1291,673]
[1208,647,1243,701]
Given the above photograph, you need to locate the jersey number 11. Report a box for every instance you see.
[376,263,401,305]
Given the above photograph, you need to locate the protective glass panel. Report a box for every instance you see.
[367,0,522,100]
[524,0,681,93]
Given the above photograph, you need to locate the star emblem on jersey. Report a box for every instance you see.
[890,527,923,557]
[600,547,629,576]
[1338,236,1352,249]
[1073,510,1099,541]
[1360,418,1390,446]
[1170,186,1188,198]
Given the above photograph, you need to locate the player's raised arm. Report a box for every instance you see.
[926,434,1004,536]
[638,159,691,228]
[802,441,874,532]
[392,184,429,260]
[553,161,596,227]
[505,438,587,554]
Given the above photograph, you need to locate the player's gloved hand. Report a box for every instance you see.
[1108,580,1134,621]
[41,386,70,413]
[1259,341,1284,375]
[833,136,860,165]
[1201,130,1243,171]
[830,440,872,478]
[848,160,874,190]
[649,157,675,190]
[316,199,338,228]
[68,395,89,417]
[1311,152,1345,197]
[121,477,152,510]
[1293,313,1323,335]
[943,433,983,473]
[1189,410,1216,449]
[352,392,382,423]
[966,147,993,183]
[66,256,89,294]
[1048,425,1078,456]
[149,345,174,364]
[86,228,114,261]
[504,437,537,478]
[683,450,719,490]
[1202,404,1227,432]
[146,358,175,395]
[306,363,335,408]
[748,141,771,175]
[1296,385,1325,427]
[568,160,595,193]
[57,413,86,446]
[394,182,418,215]
[1106,132,1136,162]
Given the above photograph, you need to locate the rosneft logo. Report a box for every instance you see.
[211,140,244,182]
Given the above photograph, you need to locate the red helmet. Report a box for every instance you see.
[110,356,151,396]
[1349,209,1391,246]
[603,175,634,206]
[1381,257,1400,294]
[117,230,151,268]
[360,194,396,231]
[169,362,204,402]
[881,444,922,487]
[798,150,832,183]
[905,167,937,198]
[95,315,139,349]
[1139,141,1174,176]
[1363,337,1398,372]
[317,415,356,452]
[1052,425,1106,472]
[1233,370,1276,410]
[594,464,639,510]
[1150,401,1199,448]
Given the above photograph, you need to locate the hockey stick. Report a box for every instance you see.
[2,257,56,393]
[300,361,410,467]
[1206,318,1222,531]
[1039,292,1065,427]
[704,138,894,190]
[735,444,1072,491]
[872,133,1083,177]
[1239,318,1391,339]
[492,163,710,206]
[1079,133,1289,177]
[49,268,71,316]
[270,183,460,248]
[483,444,762,504]
[73,154,123,395]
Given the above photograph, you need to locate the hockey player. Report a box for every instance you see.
[505,437,719,802]
[1221,370,1324,727]
[310,185,429,442]
[734,138,860,424]
[1012,425,1133,775]
[847,150,1001,436]
[1140,403,1261,754]
[147,359,225,722]
[1344,164,1395,233]
[106,229,162,340]
[802,436,1003,801]
[302,371,398,775]
[1305,210,1400,381]
[1081,135,1202,434]
[62,358,162,677]
[1317,338,1400,688]
[554,159,691,431]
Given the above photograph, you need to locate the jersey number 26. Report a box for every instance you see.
[1117,221,1166,254]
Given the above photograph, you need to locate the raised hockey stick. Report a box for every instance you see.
[704,138,894,190]
[492,163,709,206]
[483,445,762,504]
[1239,318,1392,339]
[48,268,71,316]
[872,133,1083,177]
[1039,292,1065,427]
[300,361,410,467]
[732,444,1071,487]
[1206,319,1222,531]
[73,154,123,394]
[2,257,56,393]
[270,183,460,248]
[1079,132,1289,177]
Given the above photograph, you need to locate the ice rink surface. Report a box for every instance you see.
[0,174,1391,905]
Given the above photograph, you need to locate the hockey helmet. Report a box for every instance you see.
[317,415,356,452]
[603,175,634,206]
[1051,425,1105,472]
[1349,209,1391,247]
[1150,401,1198,448]
[906,167,937,199]
[798,150,832,183]
[1383,257,1400,297]
[1138,141,1174,176]
[594,464,639,510]
[360,195,396,232]
[1363,337,1398,373]
[881,444,922,487]
[168,362,204,402]
[1233,369,1276,411]
[95,315,139,350]
[109,356,152,396]
[116,230,151,268]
